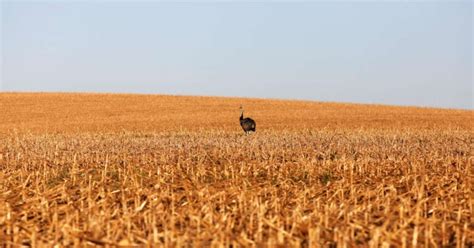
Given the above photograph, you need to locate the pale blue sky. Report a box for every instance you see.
[1,1,472,109]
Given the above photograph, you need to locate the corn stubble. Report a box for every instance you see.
[0,93,472,247]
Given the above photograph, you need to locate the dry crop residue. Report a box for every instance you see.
[0,93,473,247]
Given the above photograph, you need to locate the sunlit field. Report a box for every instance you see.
[0,93,472,247]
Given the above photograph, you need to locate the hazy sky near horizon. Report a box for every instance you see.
[1,1,472,109]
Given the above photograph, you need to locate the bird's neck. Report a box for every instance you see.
[240,111,244,120]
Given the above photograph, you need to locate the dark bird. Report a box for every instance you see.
[239,106,256,134]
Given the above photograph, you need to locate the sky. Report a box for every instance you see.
[1,1,472,109]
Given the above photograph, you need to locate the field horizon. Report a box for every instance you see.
[2,91,472,110]
[1,92,472,246]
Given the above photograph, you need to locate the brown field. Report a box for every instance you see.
[0,92,473,247]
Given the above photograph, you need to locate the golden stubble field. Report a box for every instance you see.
[0,93,473,247]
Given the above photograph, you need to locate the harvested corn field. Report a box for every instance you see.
[0,93,473,247]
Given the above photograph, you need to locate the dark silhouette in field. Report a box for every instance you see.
[239,106,256,134]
